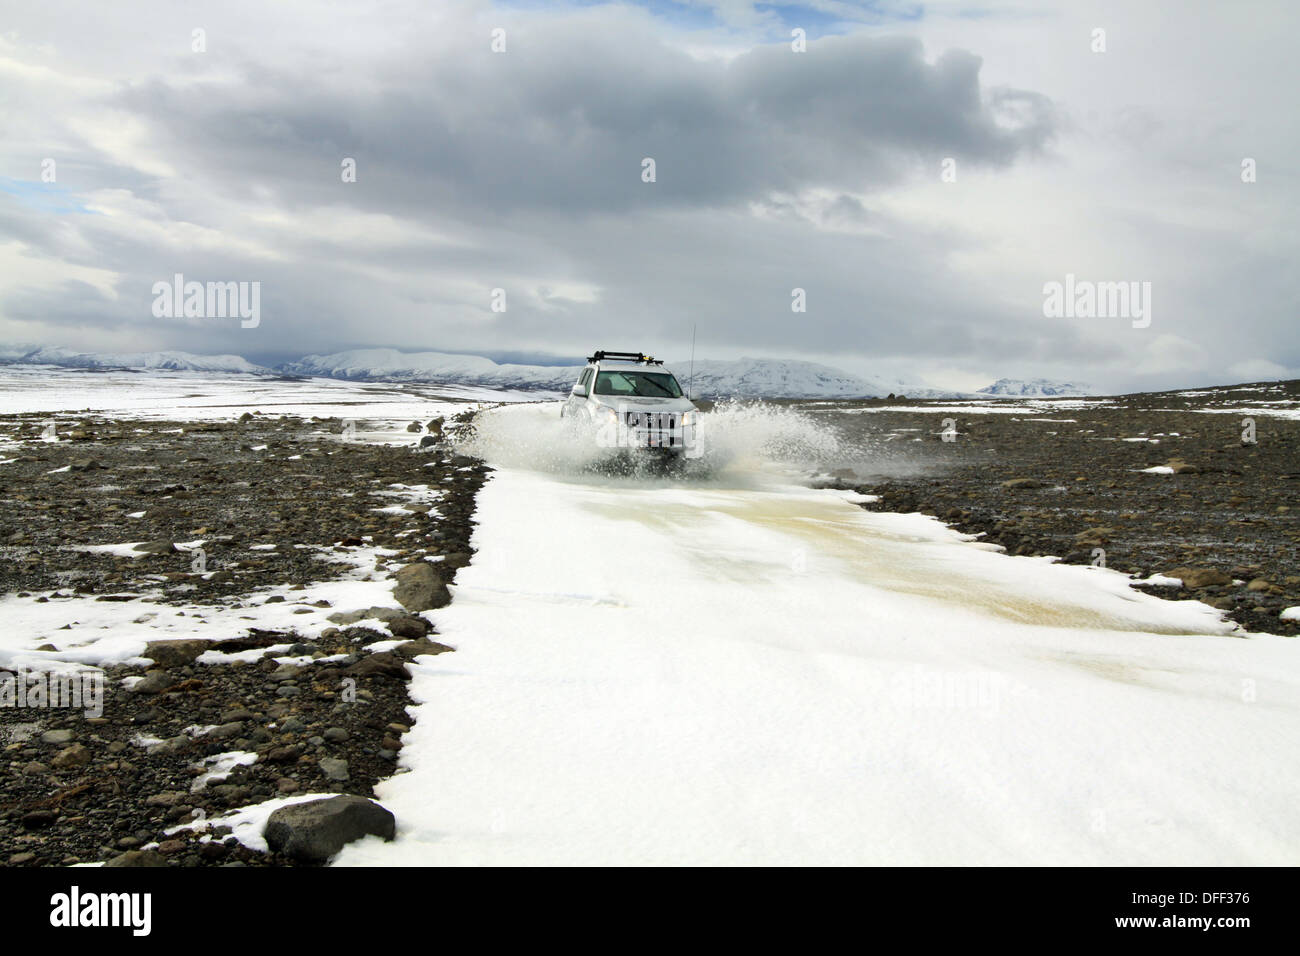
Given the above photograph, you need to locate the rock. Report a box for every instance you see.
[1166,458,1200,475]
[133,540,178,554]
[51,743,91,769]
[327,609,368,625]
[344,652,410,680]
[198,842,228,861]
[391,562,450,612]
[263,795,395,863]
[269,662,304,681]
[1167,567,1233,589]
[1247,578,1272,592]
[143,639,209,667]
[129,670,173,694]
[208,784,251,805]
[318,757,350,781]
[322,727,349,742]
[22,809,59,829]
[40,729,75,745]
[387,614,431,639]
[145,791,189,807]
[8,853,37,865]
[1000,478,1045,490]
[69,458,105,471]
[393,637,454,660]
[104,850,167,867]
[1073,527,1118,546]
[150,735,192,756]
[207,721,245,739]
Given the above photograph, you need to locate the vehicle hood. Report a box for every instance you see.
[591,395,697,413]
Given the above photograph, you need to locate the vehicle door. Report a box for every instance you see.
[566,367,593,416]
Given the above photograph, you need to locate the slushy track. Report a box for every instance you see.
[336,466,1300,866]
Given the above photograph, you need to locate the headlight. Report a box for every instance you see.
[680,411,696,426]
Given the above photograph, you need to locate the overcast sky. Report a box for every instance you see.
[1,0,1295,392]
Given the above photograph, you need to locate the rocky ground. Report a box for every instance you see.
[804,380,1299,636]
[0,408,488,865]
[2,378,1295,867]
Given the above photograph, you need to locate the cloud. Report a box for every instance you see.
[0,0,1295,391]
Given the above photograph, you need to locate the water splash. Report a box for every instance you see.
[454,400,845,483]
[690,400,842,477]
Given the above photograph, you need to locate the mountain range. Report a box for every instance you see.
[0,344,1090,399]
[978,377,1093,397]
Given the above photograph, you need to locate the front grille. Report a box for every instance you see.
[624,411,678,447]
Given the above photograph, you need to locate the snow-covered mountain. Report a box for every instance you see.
[978,378,1092,397]
[0,343,962,398]
[665,358,950,399]
[0,345,264,374]
[281,349,577,389]
[284,349,954,398]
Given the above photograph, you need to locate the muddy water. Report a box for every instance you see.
[588,482,1227,635]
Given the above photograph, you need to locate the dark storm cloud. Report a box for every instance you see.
[111,31,1054,218]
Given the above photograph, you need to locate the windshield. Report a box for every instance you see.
[594,370,682,398]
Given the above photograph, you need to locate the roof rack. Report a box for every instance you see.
[587,350,663,365]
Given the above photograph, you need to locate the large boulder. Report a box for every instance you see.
[343,651,410,681]
[1167,567,1232,589]
[393,637,454,660]
[264,796,395,863]
[143,639,209,668]
[386,614,431,639]
[392,562,450,612]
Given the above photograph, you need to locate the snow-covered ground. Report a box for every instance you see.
[0,367,526,670]
[0,365,538,421]
[5,371,1298,865]
[332,403,1300,866]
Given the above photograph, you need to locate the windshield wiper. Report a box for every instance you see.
[637,377,674,397]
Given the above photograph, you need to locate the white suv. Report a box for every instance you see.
[561,351,700,457]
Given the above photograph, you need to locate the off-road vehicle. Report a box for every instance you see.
[561,351,699,457]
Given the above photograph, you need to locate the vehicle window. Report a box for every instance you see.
[579,368,593,389]
[593,371,682,398]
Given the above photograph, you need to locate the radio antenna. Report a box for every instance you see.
[689,322,696,401]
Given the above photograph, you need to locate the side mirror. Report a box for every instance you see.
[572,384,588,397]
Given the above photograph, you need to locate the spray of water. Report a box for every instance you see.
[454,400,845,485]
